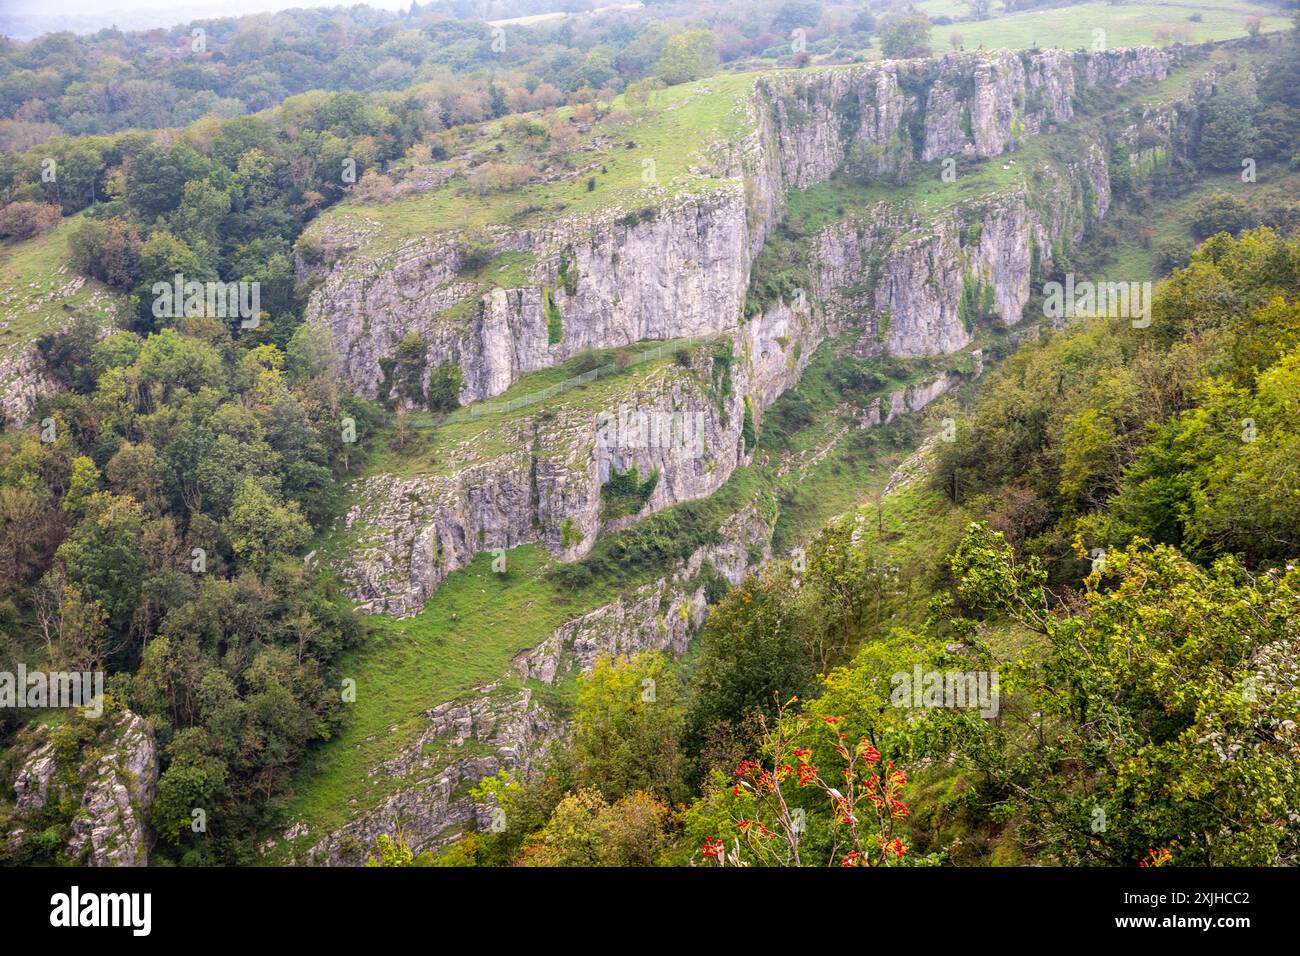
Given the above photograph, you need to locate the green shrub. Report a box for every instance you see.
[601,465,659,519]
[427,361,463,413]
[544,286,563,344]
[741,395,757,454]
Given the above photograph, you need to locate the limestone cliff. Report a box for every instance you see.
[275,40,1248,866]
[4,708,159,867]
[0,240,124,427]
[298,46,1181,409]
[287,494,773,865]
[343,339,751,615]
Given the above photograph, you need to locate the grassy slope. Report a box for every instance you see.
[873,40,1298,858]
[785,147,1031,234]
[785,43,1257,237]
[819,417,1056,864]
[278,545,622,845]
[915,0,1287,51]
[309,28,1262,268]
[358,338,711,481]
[0,215,123,372]
[309,338,722,586]
[315,72,759,256]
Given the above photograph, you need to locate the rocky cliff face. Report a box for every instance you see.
[298,683,557,865]
[739,298,819,413]
[749,46,1170,175]
[288,354,976,862]
[305,189,754,406]
[0,267,123,427]
[299,46,1180,410]
[0,347,60,427]
[755,65,907,186]
[344,342,749,615]
[279,42,1232,865]
[511,578,702,685]
[807,141,1107,358]
[6,709,159,867]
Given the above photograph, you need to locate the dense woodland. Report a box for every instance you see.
[0,0,881,153]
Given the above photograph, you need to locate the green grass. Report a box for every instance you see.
[808,430,1054,865]
[314,73,760,254]
[359,337,717,481]
[1127,42,1272,108]
[917,0,1286,52]
[308,25,1249,311]
[469,248,537,289]
[0,215,123,367]
[787,148,1032,233]
[273,544,623,852]
[279,328,987,856]
[847,473,973,624]
[749,331,978,551]
[787,43,1252,238]
[277,331,975,850]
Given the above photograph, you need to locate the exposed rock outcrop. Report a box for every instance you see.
[299,684,558,865]
[338,134,1107,614]
[305,192,754,406]
[0,241,124,426]
[287,353,976,862]
[278,40,1252,866]
[343,342,750,615]
[0,346,60,427]
[512,577,703,685]
[289,489,773,864]
[6,708,158,867]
